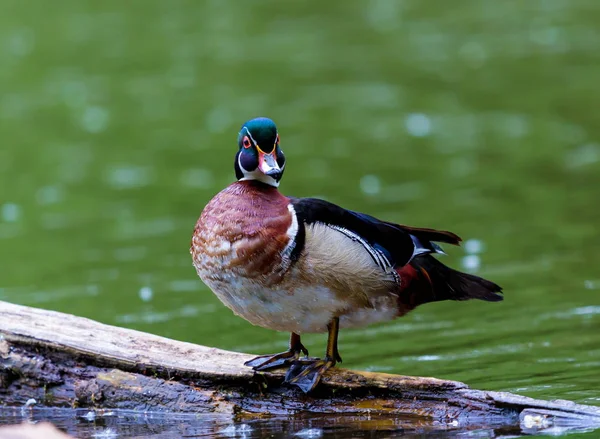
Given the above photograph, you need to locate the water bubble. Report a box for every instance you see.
[81,106,109,133]
[504,114,529,138]
[36,185,63,205]
[464,239,484,254]
[367,0,401,32]
[584,280,598,290]
[360,174,381,195]
[565,143,599,169]
[105,165,153,189]
[461,255,481,272]
[1,203,21,222]
[405,113,432,137]
[530,26,561,47]
[139,286,153,302]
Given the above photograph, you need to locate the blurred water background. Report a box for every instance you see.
[0,0,599,437]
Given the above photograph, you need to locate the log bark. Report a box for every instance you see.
[1,300,599,435]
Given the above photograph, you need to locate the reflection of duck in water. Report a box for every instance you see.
[191,117,503,393]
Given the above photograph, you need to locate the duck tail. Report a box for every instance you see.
[396,255,503,311]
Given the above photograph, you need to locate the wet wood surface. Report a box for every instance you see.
[1,300,599,435]
[0,422,73,439]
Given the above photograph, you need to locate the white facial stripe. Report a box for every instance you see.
[243,127,258,146]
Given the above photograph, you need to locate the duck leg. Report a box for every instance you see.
[285,317,342,393]
[244,332,309,371]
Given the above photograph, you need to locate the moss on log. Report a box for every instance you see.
[1,300,599,435]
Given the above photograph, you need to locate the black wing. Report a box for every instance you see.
[289,197,460,268]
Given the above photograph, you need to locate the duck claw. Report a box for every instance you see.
[284,357,336,393]
[244,349,309,371]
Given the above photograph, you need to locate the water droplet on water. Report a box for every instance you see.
[530,26,561,47]
[1,203,21,222]
[105,166,153,189]
[464,239,484,254]
[565,143,599,169]
[36,185,63,205]
[81,106,109,133]
[462,255,480,272]
[405,113,432,137]
[360,174,381,195]
[139,286,153,302]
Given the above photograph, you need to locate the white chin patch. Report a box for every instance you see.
[238,154,280,187]
[240,172,280,187]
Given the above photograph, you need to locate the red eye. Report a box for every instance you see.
[242,136,251,149]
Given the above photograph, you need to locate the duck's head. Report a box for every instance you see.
[234,117,285,187]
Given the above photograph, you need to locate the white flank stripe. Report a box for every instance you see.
[281,203,299,260]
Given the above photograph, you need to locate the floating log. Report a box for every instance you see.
[1,300,599,435]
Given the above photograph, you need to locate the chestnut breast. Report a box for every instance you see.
[191,181,294,286]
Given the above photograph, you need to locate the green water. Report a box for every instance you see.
[1,0,599,437]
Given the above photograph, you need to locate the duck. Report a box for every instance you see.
[190,117,503,393]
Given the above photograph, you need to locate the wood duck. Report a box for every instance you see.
[191,117,503,393]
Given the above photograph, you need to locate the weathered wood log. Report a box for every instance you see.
[1,300,599,435]
[0,423,72,439]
